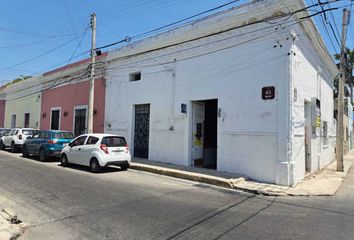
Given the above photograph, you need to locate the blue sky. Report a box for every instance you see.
[0,0,353,84]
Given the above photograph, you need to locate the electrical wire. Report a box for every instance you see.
[96,0,243,51]
[0,36,82,72]
[2,3,339,101]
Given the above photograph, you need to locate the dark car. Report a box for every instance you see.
[22,130,75,161]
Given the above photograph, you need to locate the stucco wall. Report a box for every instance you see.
[40,78,106,134]
[105,14,295,184]
[4,93,41,129]
[289,26,336,184]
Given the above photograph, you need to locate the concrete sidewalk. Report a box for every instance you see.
[130,150,354,196]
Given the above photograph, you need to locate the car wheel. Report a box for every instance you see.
[39,148,47,162]
[90,158,101,173]
[0,141,4,150]
[60,154,69,167]
[120,163,129,171]
[22,145,30,158]
[11,142,17,153]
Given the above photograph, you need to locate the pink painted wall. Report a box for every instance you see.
[40,78,106,133]
[0,100,5,128]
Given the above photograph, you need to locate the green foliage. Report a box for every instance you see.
[3,75,32,88]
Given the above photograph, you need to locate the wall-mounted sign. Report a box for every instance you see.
[262,86,275,100]
[181,103,187,113]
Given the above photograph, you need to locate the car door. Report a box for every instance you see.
[4,130,16,146]
[26,132,40,154]
[67,135,87,164]
[79,136,100,166]
[34,131,48,155]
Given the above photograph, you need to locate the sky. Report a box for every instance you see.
[0,0,353,84]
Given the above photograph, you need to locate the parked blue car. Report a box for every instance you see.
[22,130,75,161]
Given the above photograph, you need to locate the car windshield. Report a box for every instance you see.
[101,136,127,147]
[22,130,36,135]
[52,132,74,139]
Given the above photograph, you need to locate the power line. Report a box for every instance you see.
[3,15,316,101]
[96,0,243,51]
[61,0,77,35]
[2,3,339,100]
[0,35,82,72]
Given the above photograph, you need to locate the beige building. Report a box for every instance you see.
[4,76,42,129]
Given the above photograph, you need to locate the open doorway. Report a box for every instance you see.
[191,99,217,169]
[304,100,311,173]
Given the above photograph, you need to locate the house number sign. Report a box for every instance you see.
[262,86,275,100]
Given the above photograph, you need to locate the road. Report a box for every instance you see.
[0,150,353,240]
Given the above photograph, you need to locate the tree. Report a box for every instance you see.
[4,75,32,88]
[334,47,354,101]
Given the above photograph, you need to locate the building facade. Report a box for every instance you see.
[104,0,338,186]
[1,54,107,135]
[4,75,43,129]
[39,55,107,135]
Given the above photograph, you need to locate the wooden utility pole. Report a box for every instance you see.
[336,8,349,171]
[88,13,96,134]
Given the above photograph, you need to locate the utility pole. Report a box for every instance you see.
[88,13,96,134]
[336,8,349,171]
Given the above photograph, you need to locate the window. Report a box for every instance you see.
[323,121,328,146]
[23,129,36,136]
[101,136,127,147]
[51,108,60,130]
[11,114,16,128]
[52,132,74,139]
[70,136,87,147]
[86,136,99,145]
[129,72,141,82]
[24,113,30,128]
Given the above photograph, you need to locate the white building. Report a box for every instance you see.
[104,0,338,186]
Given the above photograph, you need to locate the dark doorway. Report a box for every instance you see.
[191,99,217,169]
[51,109,60,130]
[74,108,87,136]
[134,104,150,158]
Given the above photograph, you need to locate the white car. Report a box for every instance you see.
[0,128,38,152]
[60,134,131,173]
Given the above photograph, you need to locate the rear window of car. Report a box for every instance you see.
[22,130,36,135]
[101,136,127,147]
[52,132,74,139]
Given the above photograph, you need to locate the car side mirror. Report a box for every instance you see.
[68,142,73,147]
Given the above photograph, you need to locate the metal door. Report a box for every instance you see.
[134,104,150,158]
[74,109,87,136]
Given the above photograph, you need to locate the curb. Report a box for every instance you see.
[130,163,235,189]
[130,163,345,197]
[130,163,289,196]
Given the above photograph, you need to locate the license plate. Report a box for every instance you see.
[112,150,124,155]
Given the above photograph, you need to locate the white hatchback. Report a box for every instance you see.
[60,134,131,173]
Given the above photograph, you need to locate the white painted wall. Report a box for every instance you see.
[289,23,336,184]
[105,12,297,184]
[104,0,337,186]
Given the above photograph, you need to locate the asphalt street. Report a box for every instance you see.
[0,150,353,240]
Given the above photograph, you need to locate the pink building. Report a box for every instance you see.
[0,99,5,128]
[40,54,107,136]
